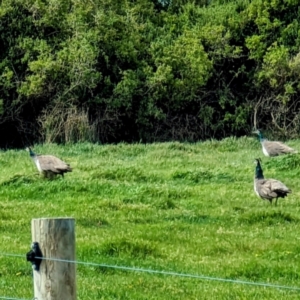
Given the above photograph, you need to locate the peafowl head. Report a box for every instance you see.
[254,158,264,179]
[252,129,266,142]
[26,147,35,157]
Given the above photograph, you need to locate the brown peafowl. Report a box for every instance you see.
[253,158,291,205]
[27,147,72,178]
[253,129,297,157]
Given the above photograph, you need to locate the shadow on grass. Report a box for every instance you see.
[229,262,300,281]
[164,214,220,224]
[0,174,37,186]
[77,218,110,228]
[129,217,158,224]
[238,211,298,225]
[153,199,177,210]
[91,167,160,183]
[171,170,235,184]
[100,238,163,259]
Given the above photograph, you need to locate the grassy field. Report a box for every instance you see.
[1,137,300,299]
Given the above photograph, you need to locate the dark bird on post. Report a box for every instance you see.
[26,147,72,178]
[252,129,297,157]
[253,158,291,205]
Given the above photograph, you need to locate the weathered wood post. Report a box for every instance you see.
[31,218,77,299]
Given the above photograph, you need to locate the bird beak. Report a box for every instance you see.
[253,158,260,164]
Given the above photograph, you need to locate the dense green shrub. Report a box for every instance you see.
[0,0,300,146]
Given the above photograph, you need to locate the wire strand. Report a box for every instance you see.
[0,252,300,292]
[0,297,33,300]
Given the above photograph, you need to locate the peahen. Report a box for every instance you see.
[27,147,72,178]
[253,158,291,205]
[252,129,297,157]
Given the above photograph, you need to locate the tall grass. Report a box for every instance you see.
[0,137,300,299]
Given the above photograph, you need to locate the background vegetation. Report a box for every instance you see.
[1,0,300,147]
[1,139,300,299]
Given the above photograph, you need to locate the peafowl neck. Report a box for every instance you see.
[255,163,264,179]
[258,132,265,142]
[29,148,36,158]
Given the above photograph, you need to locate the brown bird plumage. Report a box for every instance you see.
[27,147,72,178]
[254,158,291,205]
[261,140,296,157]
[253,129,297,157]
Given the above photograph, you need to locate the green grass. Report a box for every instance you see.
[1,137,300,299]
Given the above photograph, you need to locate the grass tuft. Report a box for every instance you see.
[154,199,177,210]
[100,239,163,259]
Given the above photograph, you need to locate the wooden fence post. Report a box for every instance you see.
[31,218,77,299]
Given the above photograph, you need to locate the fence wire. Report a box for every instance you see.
[0,297,34,300]
[0,252,300,292]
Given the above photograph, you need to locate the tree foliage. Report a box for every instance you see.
[0,0,300,146]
